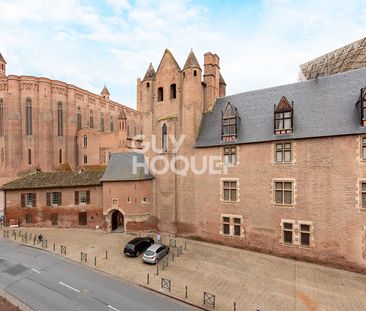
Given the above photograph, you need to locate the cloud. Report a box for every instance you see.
[0,0,366,107]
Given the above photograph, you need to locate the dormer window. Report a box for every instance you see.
[274,96,293,134]
[222,102,240,141]
[359,87,366,126]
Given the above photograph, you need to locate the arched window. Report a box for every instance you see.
[110,116,114,131]
[170,84,177,99]
[100,112,105,132]
[89,110,94,128]
[28,149,32,165]
[162,123,167,152]
[77,106,82,130]
[83,135,88,147]
[59,149,63,164]
[274,96,293,134]
[26,98,32,136]
[57,102,63,136]
[83,154,88,164]
[0,98,3,137]
[158,87,164,102]
[222,102,240,141]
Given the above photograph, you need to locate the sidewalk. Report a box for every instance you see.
[2,227,366,311]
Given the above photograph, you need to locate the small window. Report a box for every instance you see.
[193,70,197,77]
[147,82,150,88]
[158,87,164,102]
[142,197,147,203]
[1,147,4,162]
[222,217,230,235]
[28,149,32,165]
[170,84,176,99]
[79,212,87,226]
[51,192,61,206]
[223,181,237,202]
[57,102,63,136]
[300,224,311,246]
[221,216,242,237]
[83,155,88,164]
[59,149,63,164]
[26,214,32,224]
[0,98,4,137]
[275,142,292,163]
[79,191,87,204]
[83,135,88,147]
[89,110,94,128]
[51,213,58,226]
[26,98,32,136]
[77,107,82,130]
[361,182,366,209]
[100,113,105,132]
[162,123,167,152]
[362,137,366,160]
[223,146,237,165]
[127,197,131,203]
[110,116,114,132]
[283,222,293,244]
[26,193,35,207]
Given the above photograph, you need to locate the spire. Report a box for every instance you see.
[183,49,201,70]
[143,63,156,80]
[101,84,110,96]
[0,52,6,64]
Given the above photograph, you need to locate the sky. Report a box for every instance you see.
[1,0,366,108]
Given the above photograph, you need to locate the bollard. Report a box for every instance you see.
[147,273,150,285]
[105,250,108,260]
[53,243,55,251]
[172,252,174,262]
[185,286,188,299]
[234,302,236,311]
[184,242,187,250]
[156,265,159,276]
[94,256,97,266]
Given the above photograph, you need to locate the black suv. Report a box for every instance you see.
[124,237,154,257]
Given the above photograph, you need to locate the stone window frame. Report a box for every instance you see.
[359,179,366,210]
[281,219,295,246]
[274,141,294,164]
[363,226,366,259]
[222,145,239,167]
[273,178,296,208]
[220,178,240,204]
[219,214,244,238]
[280,219,314,248]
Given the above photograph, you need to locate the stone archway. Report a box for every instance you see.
[111,210,124,231]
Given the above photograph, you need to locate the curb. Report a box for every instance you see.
[0,288,34,311]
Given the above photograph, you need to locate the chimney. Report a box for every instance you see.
[203,52,220,112]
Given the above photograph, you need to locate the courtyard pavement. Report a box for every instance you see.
[2,227,366,311]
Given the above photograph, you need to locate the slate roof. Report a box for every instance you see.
[183,50,201,70]
[3,170,105,190]
[195,67,366,147]
[100,152,155,182]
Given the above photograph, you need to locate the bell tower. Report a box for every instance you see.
[0,52,6,77]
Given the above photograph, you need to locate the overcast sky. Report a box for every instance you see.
[1,0,366,108]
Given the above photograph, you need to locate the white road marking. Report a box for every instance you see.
[59,282,80,293]
[31,268,41,274]
[108,305,120,311]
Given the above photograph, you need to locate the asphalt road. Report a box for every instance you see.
[0,238,198,311]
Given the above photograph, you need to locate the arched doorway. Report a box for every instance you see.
[111,210,124,231]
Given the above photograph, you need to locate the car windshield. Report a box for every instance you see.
[125,244,135,250]
[145,250,155,256]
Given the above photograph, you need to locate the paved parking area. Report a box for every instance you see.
[2,228,366,311]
